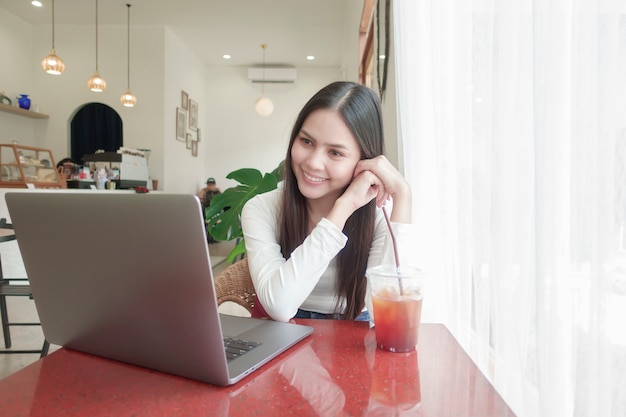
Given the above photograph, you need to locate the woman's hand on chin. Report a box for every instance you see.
[353,156,412,223]
[326,171,379,230]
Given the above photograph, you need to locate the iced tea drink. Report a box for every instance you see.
[367,265,424,352]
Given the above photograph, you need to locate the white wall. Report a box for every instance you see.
[163,28,206,193]
[0,8,38,144]
[341,0,364,81]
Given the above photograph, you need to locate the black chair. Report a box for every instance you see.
[0,218,49,358]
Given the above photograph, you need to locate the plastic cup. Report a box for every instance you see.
[367,265,425,352]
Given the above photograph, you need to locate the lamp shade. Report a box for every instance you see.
[88,0,106,92]
[255,96,274,116]
[120,4,136,107]
[87,71,106,92]
[42,0,64,75]
[121,88,137,107]
[41,50,65,75]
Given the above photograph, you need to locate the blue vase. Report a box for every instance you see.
[17,94,31,110]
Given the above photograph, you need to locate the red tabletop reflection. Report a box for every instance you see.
[0,321,516,416]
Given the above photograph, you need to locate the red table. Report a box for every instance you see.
[0,321,516,416]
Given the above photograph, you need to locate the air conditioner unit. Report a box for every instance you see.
[248,67,297,84]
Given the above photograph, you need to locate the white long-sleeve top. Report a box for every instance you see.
[241,186,411,322]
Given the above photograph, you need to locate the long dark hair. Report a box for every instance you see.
[279,81,385,319]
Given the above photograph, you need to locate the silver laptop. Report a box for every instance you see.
[6,191,312,386]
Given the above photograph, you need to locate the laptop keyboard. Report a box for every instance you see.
[223,337,262,362]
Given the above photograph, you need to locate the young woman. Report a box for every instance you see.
[241,81,412,322]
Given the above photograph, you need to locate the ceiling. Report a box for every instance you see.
[2,0,362,67]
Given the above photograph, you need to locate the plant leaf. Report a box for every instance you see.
[206,168,279,242]
[205,200,242,241]
[227,168,263,186]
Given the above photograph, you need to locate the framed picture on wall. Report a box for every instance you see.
[191,140,198,157]
[176,108,187,142]
[186,133,192,149]
[181,91,189,110]
[188,99,198,131]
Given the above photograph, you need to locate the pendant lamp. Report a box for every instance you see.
[255,44,274,116]
[87,0,106,92]
[41,0,65,75]
[120,3,137,107]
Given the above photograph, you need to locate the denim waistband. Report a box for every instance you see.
[294,309,342,320]
[294,309,370,321]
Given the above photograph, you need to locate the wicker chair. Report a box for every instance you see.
[214,258,256,315]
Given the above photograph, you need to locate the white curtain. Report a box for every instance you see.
[394,0,626,416]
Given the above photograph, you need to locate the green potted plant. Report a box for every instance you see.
[205,161,284,263]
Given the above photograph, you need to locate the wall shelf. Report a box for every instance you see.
[0,103,49,119]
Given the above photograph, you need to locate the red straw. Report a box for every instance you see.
[382,206,404,295]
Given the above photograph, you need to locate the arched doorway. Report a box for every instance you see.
[70,103,123,163]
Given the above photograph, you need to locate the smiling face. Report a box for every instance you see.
[290,109,362,208]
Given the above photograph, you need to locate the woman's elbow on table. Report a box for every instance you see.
[265,306,298,323]
[256,295,298,323]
